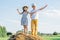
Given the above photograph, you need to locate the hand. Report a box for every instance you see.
[17,9,19,11]
[16,9,21,14]
[39,4,48,10]
[45,4,48,7]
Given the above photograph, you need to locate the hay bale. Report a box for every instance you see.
[15,33,43,40]
[8,32,43,40]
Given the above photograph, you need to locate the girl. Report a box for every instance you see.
[17,6,29,34]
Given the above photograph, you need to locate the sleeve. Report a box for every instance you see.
[29,10,33,14]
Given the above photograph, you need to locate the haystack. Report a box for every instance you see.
[8,32,43,40]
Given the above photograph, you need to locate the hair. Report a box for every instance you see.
[22,6,28,12]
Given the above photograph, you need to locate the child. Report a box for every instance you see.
[17,6,29,34]
[30,3,48,36]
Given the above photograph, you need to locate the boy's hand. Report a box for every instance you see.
[39,4,48,10]
[45,4,48,7]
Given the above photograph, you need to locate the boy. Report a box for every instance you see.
[30,3,48,36]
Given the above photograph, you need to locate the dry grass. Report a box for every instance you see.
[9,32,43,40]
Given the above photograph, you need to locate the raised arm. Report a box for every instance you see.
[17,9,21,14]
[29,11,37,18]
[39,4,48,10]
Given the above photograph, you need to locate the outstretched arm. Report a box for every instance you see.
[29,12,37,18]
[39,4,48,10]
[30,4,48,14]
[17,9,21,14]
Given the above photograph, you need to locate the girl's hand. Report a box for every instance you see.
[16,9,20,14]
[17,9,19,11]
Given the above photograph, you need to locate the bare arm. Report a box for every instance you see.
[17,9,21,14]
[39,4,48,10]
[30,12,36,14]
[30,4,48,14]
[29,12,37,18]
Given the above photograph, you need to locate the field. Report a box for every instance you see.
[0,37,9,40]
[0,35,60,40]
[42,35,60,40]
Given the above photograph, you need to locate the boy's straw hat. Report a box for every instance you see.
[32,3,36,6]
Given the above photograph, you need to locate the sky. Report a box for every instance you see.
[0,0,60,33]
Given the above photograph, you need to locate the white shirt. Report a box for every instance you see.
[30,9,40,19]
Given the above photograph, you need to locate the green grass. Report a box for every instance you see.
[42,35,60,40]
[0,35,60,40]
[0,37,9,40]
[43,37,60,40]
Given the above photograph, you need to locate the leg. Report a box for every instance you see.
[35,19,38,36]
[31,20,35,36]
[23,25,28,34]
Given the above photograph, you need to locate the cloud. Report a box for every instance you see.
[38,9,60,26]
[44,9,60,17]
[0,18,21,33]
[6,19,20,24]
[0,18,20,26]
